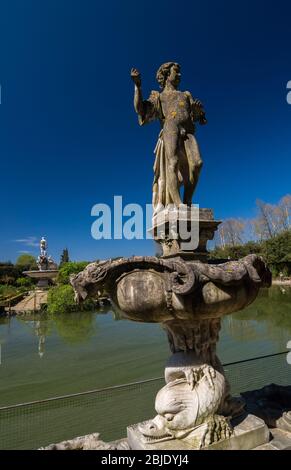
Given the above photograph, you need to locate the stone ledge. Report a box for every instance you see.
[127,414,269,451]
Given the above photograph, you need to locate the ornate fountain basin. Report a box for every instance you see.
[71,254,271,323]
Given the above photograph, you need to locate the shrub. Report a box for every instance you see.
[15,254,37,271]
[47,284,95,314]
[16,277,34,288]
[57,261,90,285]
[0,284,19,300]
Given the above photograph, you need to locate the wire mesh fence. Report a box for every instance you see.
[0,352,290,450]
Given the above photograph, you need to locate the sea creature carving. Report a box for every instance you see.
[138,362,232,448]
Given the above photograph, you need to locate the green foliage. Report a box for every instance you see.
[57,261,90,284]
[211,230,291,276]
[260,230,291,276]
[47,285,76,313]
[47,284,95,314]
[16,277,34,288]
[60,248,70,266]
[210,241,262,260]
[262,230,291,264]
[0,284,19,300]
[0,262,20,285]
[15,254,37,271]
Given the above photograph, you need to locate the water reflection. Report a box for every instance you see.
[51,311,97,345]
[0,316,10,326]
[17,314,52,358]
[223,286,291,347]
[35,320,48,358]
[233,287,291,327]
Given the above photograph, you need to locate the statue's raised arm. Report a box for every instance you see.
[131,68,143,116]
[131,67,161,126]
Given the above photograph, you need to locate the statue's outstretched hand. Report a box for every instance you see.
[193,98,202,108]
[193,98,207,125]
[131,68,141,87]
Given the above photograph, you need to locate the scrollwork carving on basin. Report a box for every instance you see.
[71,254,271,322]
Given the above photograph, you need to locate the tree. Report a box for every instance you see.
[211,240,262,260]
[217,219,245,247]
[255,200,275,239]
[278,194,291,230]
[252,196,291,241]
[0,262,19,285]
[262,230,291,265]
[16,277,34,288]
[60,248,70,266]
[57,261,90,284]
[15,254,37,271]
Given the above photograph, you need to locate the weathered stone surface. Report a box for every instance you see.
[71,254,271,322]
[127,414,269,450]
[255,429,291,450]
[137,376,231,448]
[9,290,48,314]
[40,433,130,450]
[152,207,220,259]
[131,63,206,212]
[207,414,270,450]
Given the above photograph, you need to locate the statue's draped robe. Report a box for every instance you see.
[138,90,202,213]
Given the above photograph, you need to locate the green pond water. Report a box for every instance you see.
[0,286,291,407]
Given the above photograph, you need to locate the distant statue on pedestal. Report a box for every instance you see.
[23,237,58,288]
[37,237,57,271]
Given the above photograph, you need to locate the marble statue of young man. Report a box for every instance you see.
[40,237,47,256]
[131,62,207,213]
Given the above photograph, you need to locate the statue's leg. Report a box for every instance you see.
[179,152,196,206]
[177,145,193,206]
[183,183,195,206]
[163,126,182,207]
[183,134,203,204]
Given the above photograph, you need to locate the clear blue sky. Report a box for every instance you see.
[0,0,291,262]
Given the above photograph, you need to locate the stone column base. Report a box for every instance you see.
[127,414,269,451]
[152,207,220,259]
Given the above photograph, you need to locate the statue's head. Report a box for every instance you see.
[156,62,181,89]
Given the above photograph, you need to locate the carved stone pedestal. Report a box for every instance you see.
[127,414,269,451]
[152,207,220,260]
[126,323,247,450]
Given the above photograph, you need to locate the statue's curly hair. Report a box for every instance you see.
[156,62,180,89]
